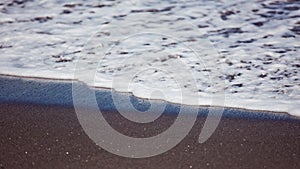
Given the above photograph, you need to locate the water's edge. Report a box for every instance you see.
[0,74,299,121]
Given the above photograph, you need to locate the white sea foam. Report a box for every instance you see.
[0,0,299,116]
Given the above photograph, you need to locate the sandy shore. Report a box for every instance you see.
[0,102,299,169]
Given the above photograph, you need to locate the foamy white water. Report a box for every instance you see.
[0,0,299,116]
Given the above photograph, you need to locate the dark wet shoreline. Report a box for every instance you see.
[0,75,299,168]
[0,75,298,120]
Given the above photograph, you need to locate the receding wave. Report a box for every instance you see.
[0,0,299,116]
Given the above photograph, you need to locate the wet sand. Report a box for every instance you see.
[0,102,299,169]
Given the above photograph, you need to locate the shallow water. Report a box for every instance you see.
[0,0,299,116]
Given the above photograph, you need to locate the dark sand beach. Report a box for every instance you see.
[0,103,300,169]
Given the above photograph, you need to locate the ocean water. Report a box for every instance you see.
[0,0,299,116]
